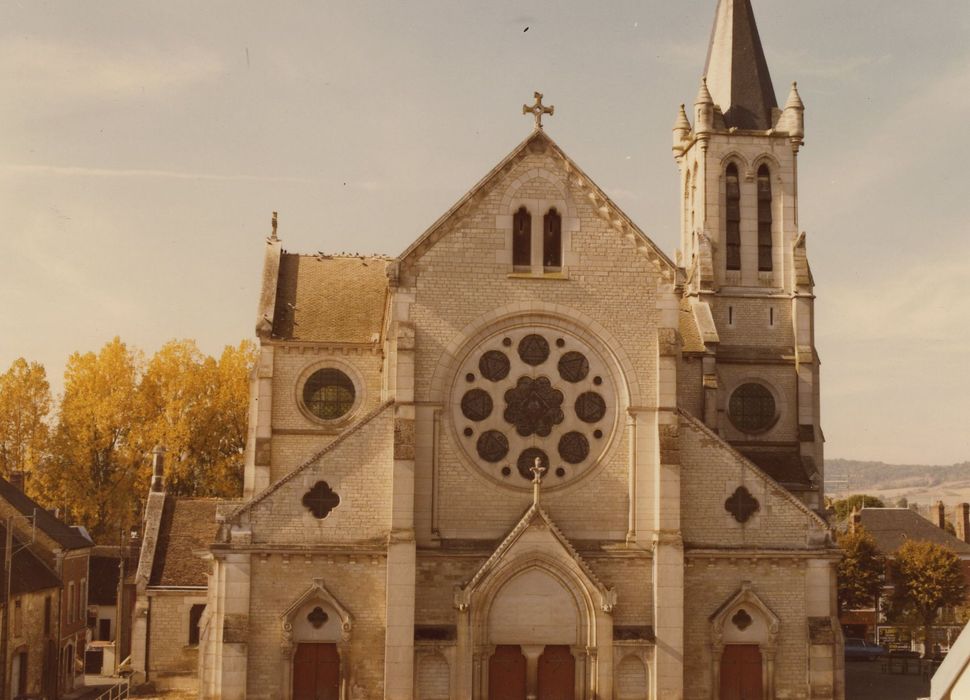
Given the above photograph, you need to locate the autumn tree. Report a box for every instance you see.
[890,540,968,652]
[833,494,885,522]
[0,358,52,478]
[836,527,885,611]
[35,338,143,538]
[133,339,255,496]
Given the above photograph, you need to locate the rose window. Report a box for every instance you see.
[451,328,617,488]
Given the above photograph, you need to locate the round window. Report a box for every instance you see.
[302,369,356,421]
[728,383,776,433]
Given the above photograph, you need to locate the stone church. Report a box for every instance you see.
[141,1,845,698]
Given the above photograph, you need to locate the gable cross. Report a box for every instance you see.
[523,92,554,130]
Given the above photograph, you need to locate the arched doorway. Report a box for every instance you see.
[719,645,762,700]
[710,582,780,700]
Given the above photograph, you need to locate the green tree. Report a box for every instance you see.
[833,494,885,522]
[836,527,885,612]
[0,358,52,479]
[890,540,968,652]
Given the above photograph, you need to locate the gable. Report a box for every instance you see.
[396,130,676,285]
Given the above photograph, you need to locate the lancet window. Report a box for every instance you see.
[757,165,773,272]
[543,208,562,269]
[725,164,741,271]
[513,207,531,269]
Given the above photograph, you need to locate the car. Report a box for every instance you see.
[844,637,887,661]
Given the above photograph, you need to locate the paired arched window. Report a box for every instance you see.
[512,206,562,271]
[724,162,774,273]
[513,207,531,268]
[725,164,741,271]
[757,165,773,272]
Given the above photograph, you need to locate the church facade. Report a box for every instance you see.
[193,2,843,698]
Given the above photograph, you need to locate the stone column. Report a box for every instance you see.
[218,551,252,700]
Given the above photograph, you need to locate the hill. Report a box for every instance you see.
[825,459,970,506]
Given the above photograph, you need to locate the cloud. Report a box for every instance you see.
[0,38,225,104]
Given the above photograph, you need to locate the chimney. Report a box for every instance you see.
[150,446,166,493]
[8,471,25,492]
[936,500,947,530]
[956,503,970,543]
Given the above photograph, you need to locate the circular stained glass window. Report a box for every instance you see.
[558,351,589,383]
[303,369,356,420]
[461,389,493,422]
[728,383,776,433]
[575,392,606,423]
[476,431,509,463]
[518,334,550,366]
[558,432,590,464]
[479,351,511,382]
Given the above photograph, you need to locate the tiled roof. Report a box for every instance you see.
[0,525,60,595]
[271,254,389,343]
[679,298,706,353]
[0,478,92,551]
[859,508,970,555]
[149,498,221,588]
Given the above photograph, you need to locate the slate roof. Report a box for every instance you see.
[741,450,817,488]
[858,508,970,556]
[704,0,779,130]
[149,498,221,587]
[0,525,60,596]
[0,477,92,551]
[271,254,389,343]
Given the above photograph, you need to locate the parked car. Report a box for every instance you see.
[844,637,887,661]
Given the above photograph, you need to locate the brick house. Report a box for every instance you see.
[0,476,93,697]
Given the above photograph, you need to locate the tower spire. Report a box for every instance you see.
[703,0,778,130]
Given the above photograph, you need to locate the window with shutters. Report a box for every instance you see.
[725,164,741,271]
[542,208,562,270]
[757,165,773,271]
[512,207,531,269]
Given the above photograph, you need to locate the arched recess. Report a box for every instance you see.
[416,651,451,700]
[279,578,354,700]
[615,651,649,700]
[460,550,613,700]
[709,582,781,700]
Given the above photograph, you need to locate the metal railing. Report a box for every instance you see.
[92,677,130,700]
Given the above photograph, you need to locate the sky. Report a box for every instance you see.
[1,1,969,465]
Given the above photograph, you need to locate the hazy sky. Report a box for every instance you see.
[1,1,968,465]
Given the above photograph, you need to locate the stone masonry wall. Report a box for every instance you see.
[148,591,207,686]
[408,145,664,540]
[246,405,394,545]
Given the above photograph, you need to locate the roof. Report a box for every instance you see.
[679,298,707,353]
[0,525,60,596]
[0,477,92,551]
[740,450,816,488]
[149,498,221,587]
[858,508,970,556]
[89,554,121,605]
[271,254,389,343]
[704,0,778,130]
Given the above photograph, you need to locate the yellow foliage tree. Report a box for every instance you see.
[0,358,52,479]
[37,338,143,538]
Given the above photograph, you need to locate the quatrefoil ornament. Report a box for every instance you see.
[725,486,760,524]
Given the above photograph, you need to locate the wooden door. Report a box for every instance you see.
[537,645,575,700]
[489,645,527,700]
[720,645,763,700]
[293,643,340,700]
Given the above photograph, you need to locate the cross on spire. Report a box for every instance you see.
[523,92,554,130]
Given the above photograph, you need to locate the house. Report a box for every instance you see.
[0,475,93,696]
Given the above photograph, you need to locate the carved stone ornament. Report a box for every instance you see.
[307,606,329,629]
[303,481,340,519]
[725,486,760,524]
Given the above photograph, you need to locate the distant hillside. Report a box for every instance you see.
[825,458,970,506]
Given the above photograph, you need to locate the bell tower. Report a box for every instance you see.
[673,0,821,509]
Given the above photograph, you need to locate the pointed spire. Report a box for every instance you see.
[694,78,715,135]
[673,104,692,156]
[695,77,714,107]
[782,81,805,140]
[784,81,804,111]
[704,0,778,130]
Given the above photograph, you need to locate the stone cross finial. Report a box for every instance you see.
[531,457,546,504]
[523,92,554,130]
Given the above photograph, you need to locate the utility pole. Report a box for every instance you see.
[0,516,14,700]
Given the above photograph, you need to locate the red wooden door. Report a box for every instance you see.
[489,645,527,700]
[538,645,574,700]
[720,645,763,700]
[293,643,340,700]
